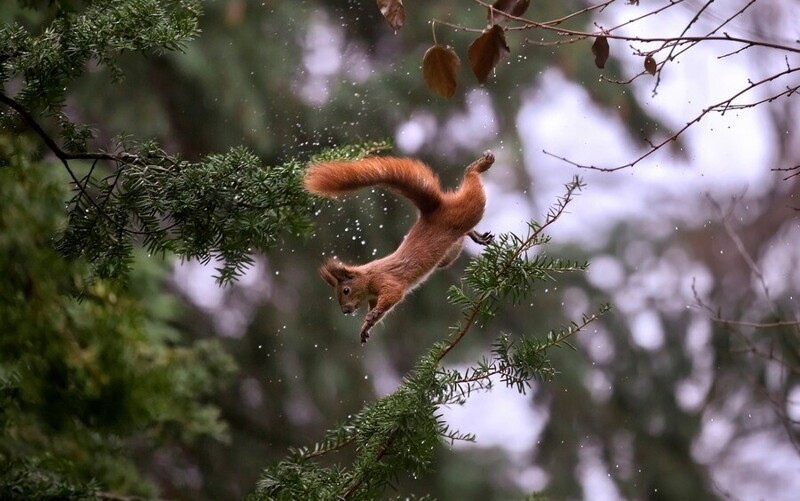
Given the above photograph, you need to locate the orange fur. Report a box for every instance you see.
[307,151,496,343]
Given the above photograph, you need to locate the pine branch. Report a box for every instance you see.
[0,93,128,164]
[341,429,398,499]
[0,91,136,240]
[4,75,390,282]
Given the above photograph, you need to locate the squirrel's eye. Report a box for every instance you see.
[342,287,350,295]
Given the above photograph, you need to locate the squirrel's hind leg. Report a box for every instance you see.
[466,150,495,174]
[437,238,466,268]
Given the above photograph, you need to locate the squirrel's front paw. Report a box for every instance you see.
[360,309,383,344]
[360,320,374,344]
[360,321,372,344]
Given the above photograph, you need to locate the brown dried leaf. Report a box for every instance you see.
[377,0,405,30]
[488,0,530,21]
[591,36,610,69]
[468,25,511,85]
[644,55,656,75]
[423,45,461,98]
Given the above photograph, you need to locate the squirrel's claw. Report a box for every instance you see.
[468,230,494,246]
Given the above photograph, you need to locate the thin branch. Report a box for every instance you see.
[731,344,800,376]
[699,0,758,63]
[648,0,756,94]
[431,2,800,173]
[708,65,800,115]
[436,298,483,364]
[81,158,100,194]
[652,0,716,92]
[607,0,687,33]
[707,310,800,375]
[706,194,772,303]
[0,93,132,164]
[546,65,800,171]
[502,0,616,30]
[772,164,800,181]
[430,18,484,35]
[0,92,133,231]
[711,317,800,329]
[755,382,800,453]
[303,435,356,460]
[524,32,800,54]
[0,92,188,239]
[487,0,800,56]
[454,367,504,386]
[539,0,614,28]
[452,310,604,387]
[716,84,799,111]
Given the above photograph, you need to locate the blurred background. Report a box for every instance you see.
[3,0,799,499]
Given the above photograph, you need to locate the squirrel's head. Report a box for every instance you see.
[319,258,367,315]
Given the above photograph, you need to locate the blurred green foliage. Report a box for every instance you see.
[0,132,237,496]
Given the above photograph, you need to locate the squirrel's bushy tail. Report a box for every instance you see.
[304,157,443,213]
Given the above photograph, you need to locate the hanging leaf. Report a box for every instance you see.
[591,35,610,69]
[644,55,657,75]
[377,0,405,30]
[423,45,461,98]
[468,25,511,85]
[488,0,530,21]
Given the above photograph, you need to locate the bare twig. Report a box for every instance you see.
[706,194,772,303]
[1,92,197,239]
[489,0,800,56]
[431,18,484,35]
[652,0,716,93]
[0,93,133,164]
[772,164,800,181]
[711,317,800,329]
[0,92,136,235]
[544,64,800,171]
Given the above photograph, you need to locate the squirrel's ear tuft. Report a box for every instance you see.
[319,263,337,286]
[319,258,355,286]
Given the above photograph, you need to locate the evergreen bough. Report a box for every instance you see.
[2,0,386,283]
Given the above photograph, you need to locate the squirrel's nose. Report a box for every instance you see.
[341,305,354,314]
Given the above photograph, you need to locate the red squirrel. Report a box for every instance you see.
[304,150,495,343]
